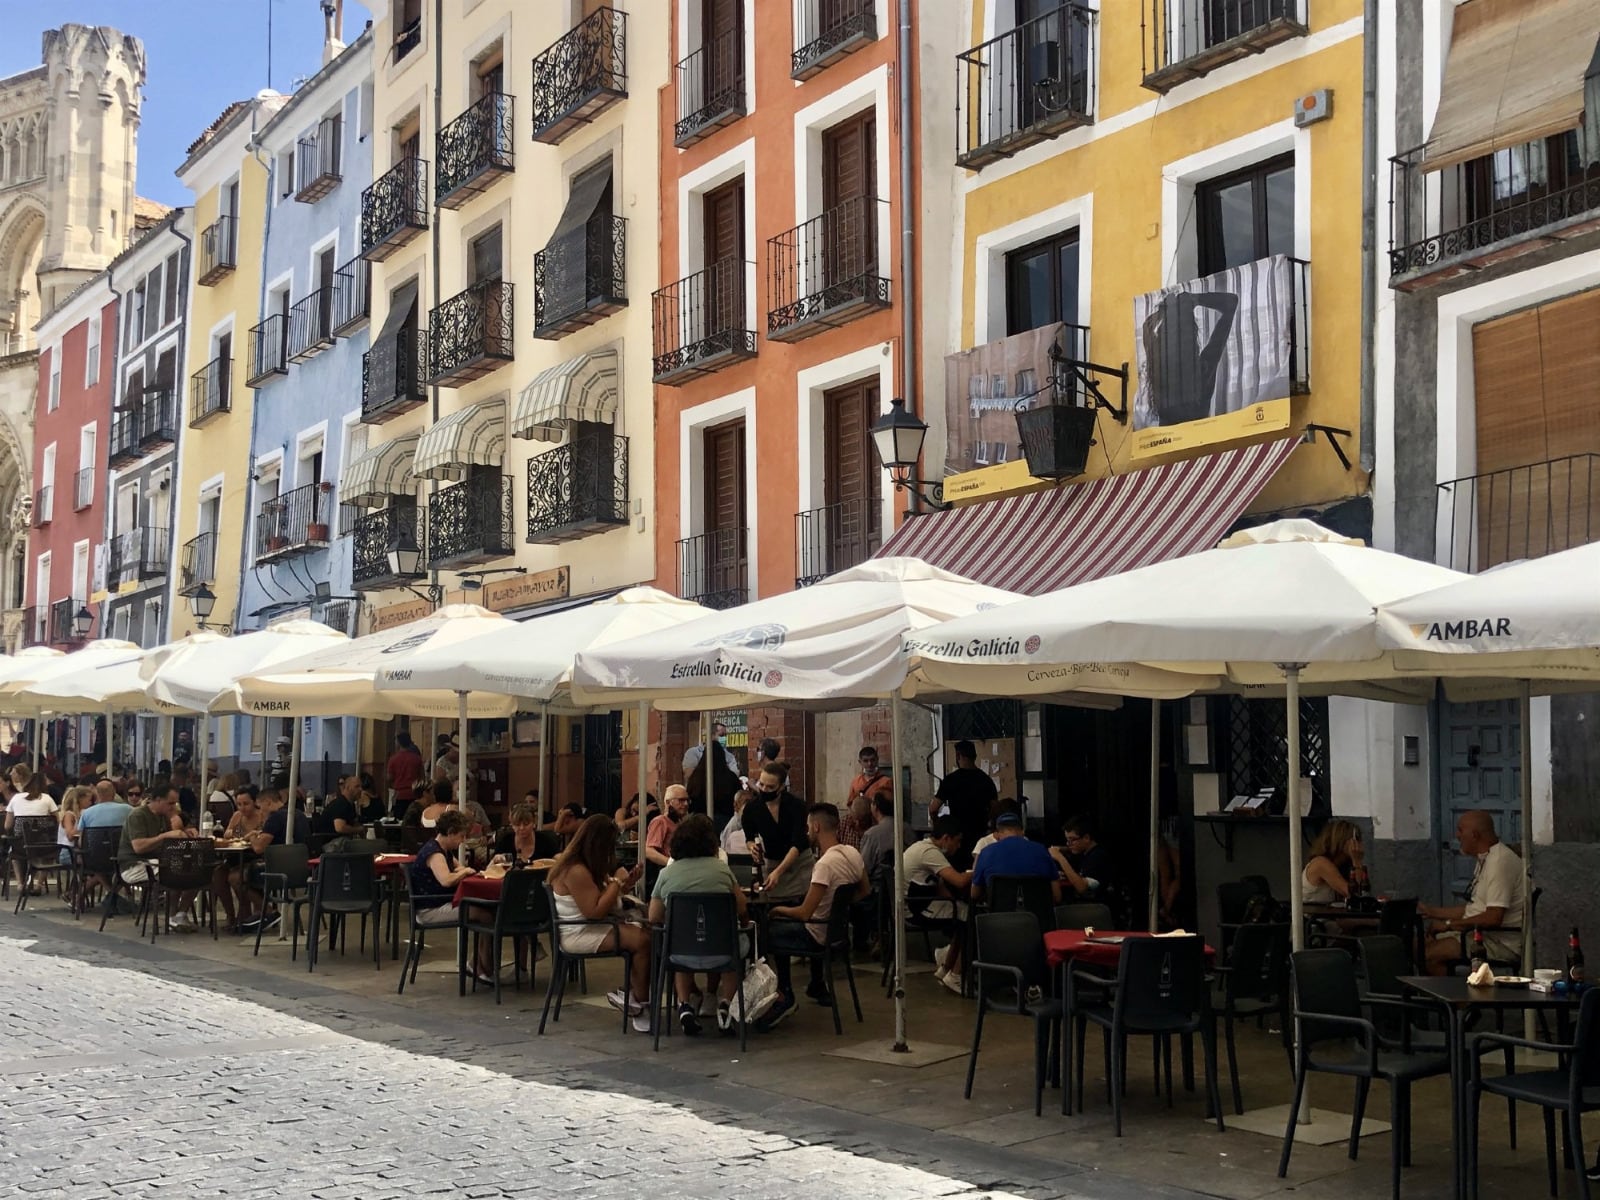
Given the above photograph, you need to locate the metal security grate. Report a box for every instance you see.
[1223,695,1329,815]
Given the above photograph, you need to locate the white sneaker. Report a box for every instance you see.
[631,1010,653,1034]
[687,988,705,1015]
[933,963,950,982]
[941,971,965,995]
[699,991,721,1019]
[607,988,647,1016]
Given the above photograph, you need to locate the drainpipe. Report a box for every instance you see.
[243,102,277,634]
[897,0,920,513]
[429,0,443,594]
[1358,0,1378,474]
[162,216,192,659]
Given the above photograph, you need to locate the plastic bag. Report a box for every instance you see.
[735,958,781,1025]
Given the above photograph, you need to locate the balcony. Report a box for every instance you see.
[287,289,334,362]
[362,327,428,423]
[652,259,756,384]
[1437,453,1600,573]
[256,482,334,562]
[531,7,627,144]
[956,2,1096,170]
[1141,0,1306,94]
[796,499,881,587]
[525,428,628,544]
[427,470,513,569]
[294,114,342,203]
[110,526,170,586]
[246,316,288,386]
[1389,131,1600,289]
[331,256,371,336]
[427,281,514,386]
[73,468,92,511]
[677,527,747,610]
[109,390,178,466]
[50,597,86,645]
[794,0,877,80]
[533,215,627,339]
[351,503,427,591]
[32,485,51,527]
[436,93,515,210]
[197,216,237,286]
[18,606,41,648]
[675,24,745,147]
[361,157,429,261]
[180,531,217,594]
[189,356,231,427]
[767,196,890,341]
[319,599,358,637]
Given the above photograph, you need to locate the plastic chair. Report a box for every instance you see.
[1054,902,1114,931]
[964,910,1063,1117]
[148,838,219,940]
[459,869,552,1004]
[986,873,1057,934]
[1217,876,1272,958]
[307,852,383,972]
[78,825,121,923]
[254,843,312,960]
[1070,935,1225,1135]
[650,890,748,1051]
[1276,948,1450,1200]
[394,862,462,994]
[768,883,863,1034]
[11,815,62,913]
[1214,922,1290,1113]
[878,865,951,993]
[538,879,633,1036]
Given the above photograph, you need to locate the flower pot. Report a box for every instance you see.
[266,535,289,552]
[307,522,330,543]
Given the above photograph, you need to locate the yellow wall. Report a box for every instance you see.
[948,2,1367,514]
[171,128,269,639]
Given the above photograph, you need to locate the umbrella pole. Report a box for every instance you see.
[106,703,115,778]
[636,700,649,898]
[890,689,909,1052]
[1148,699,1160,934]
[536,706,549,822]
[1520,681,1536,1038]
[199,704,211,823]
[704,711,713,819]
[456,691,469,813]
[32,710,40,771]
[286,719,301,846]
[1284,664,1312,1126]
[260,717,268,790]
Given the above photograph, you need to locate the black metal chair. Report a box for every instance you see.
[538,880,634,1036]
[1070,934,1225,1135]
[769,884,863,1035]
[145,838,219,940]
[651,890,748,1051]
[987,873,1057,934]
[459,869,552,1004]
[1217,876,1273,957]
[1277,948,1450,1200]
[393,862,463,994]
[306,852,383,972]
[1054,902,1114,931]
[253,843,313,960]
[965,910,1063,1117]
[1469,985,1600,1200]
[78,825,122,923]
[11,815,63,913]
[879,867,951,992]
[1214,922,1290,1114]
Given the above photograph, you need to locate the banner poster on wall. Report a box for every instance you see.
[1130,253,1296,457]
[941,321,1066,479]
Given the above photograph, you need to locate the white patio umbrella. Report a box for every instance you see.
[0,647,64,767]
[0,642,138,772]
[1,641,149,778]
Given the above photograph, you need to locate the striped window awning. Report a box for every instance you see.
[339,434,419,508]
[414,399,506,481]
[874,437,1299,594]
[511,348,619,442]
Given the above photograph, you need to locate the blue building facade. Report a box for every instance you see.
[230,32,374,785]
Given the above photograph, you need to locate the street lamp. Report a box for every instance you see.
[188,582,217,629]
[72,605,92,640]
[870,398,949,511]
[386,528,423,578]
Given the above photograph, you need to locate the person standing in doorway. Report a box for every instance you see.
[935,740,998,861]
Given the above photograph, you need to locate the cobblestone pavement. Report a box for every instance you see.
[0,930,1168,1200]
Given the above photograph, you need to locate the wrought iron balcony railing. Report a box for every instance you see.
[767,196,890,341]
[190,356,231,426]
[796,498,881,587]
[180,531,217,593]
[794,0,877,79]
[533,215,627,339]
[109,389,178,466]
[956,2,1095,170]
[1388,130,1600,287]
[331,256,371,336]
[652,258,756,384]
[1437,453,1600,573]
[197,215,237,286]
[531,6,627,144]
[427,470,514,569]
[1141,0,1306,93]
[287,289,334,362]
[677,527,748,610]
[110,526,170,586]
[525,428,628,544]
[427,281,514,386]
[50,597,86,644]
[32,485,52,527]
[256,482,334,562]
[319,599,357,636]
[362,326,428,423]
[675,23,745,147]
[352,503,427,591]
[436,92,515,210]
[246,316,288,386]
[294,114,342,203]
[361,157,429,262]
[73,468,93,511]
[19,606,42,648]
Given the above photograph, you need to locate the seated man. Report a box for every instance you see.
[239,790,296,932]
[316,774,367,844]
[970,811,1062,906]
[1419,809,1525,975]
[858,792,913,880]
[541,802,586,847]
[408,810,496,981]
[766,804,870,1026]
[903,815,973,994]
[78,780,134,909]
[648,813,750,1035]
[116,785,201,931]
[1051,814,1114,901]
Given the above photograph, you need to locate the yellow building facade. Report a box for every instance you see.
[935,0,1367,516]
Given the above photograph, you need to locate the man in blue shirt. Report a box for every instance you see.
[78,780,133,831]
[970,811,1061,904]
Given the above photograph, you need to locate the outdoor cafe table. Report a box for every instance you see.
[1398,974,1581,1200]
[1043,929,1218,973]
[307,852,414,958]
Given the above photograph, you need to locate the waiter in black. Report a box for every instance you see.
[935,740,998,861]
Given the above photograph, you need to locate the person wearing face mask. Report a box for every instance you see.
[740,761,812,902]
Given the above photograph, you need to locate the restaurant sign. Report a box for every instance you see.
[482,566,570,613]
[373,598,431,632]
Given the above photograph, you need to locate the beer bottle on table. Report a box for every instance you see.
[1568,927,1585,988]
[1469,928,1487,975]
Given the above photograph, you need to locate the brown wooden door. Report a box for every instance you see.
[823,381,881,572]
[823,112,876,283]
[703,179,744,337]
[702,420,746,602]
[703,0,741,98]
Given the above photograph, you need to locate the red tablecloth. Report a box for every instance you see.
[1044,929,1217,970]
[453,874,503,905]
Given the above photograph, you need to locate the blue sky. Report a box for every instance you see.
[1,1,374,208]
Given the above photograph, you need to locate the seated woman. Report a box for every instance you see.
[357,773,387,826]
[1302,819,1364,904]
[548,813,651,1031]
[649,813,750,1035]
[222,789,263,839]
[407,810,497,981]
[56,785,91,866]
[493,801,559,865]
[613,791,657,844]
[402,782,453,830]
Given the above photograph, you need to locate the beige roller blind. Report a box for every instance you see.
[1422,0,1600,172]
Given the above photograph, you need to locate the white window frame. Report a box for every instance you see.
[78,423,97,509]
[71,539,90,604]
[794,344,894,539]
[678,387,759,600]
[676,0,756,121]
[33,551,50,619]
[295,423,329,490]
[84,313,101,387]
[677,138,757,334]
[973,193,1095,346]
[47,355,60,412]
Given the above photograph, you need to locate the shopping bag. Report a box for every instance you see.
[735,958,781,1025]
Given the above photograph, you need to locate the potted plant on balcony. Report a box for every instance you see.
[307,481,334,542]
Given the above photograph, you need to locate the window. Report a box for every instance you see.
[395,0,423,59]
[47,357,60,412]
[112,605,132,642]
[127,283,146,351]
[1004,229,1081,336]
[1196,153,1294,275]
[144,264,162,341]
[470,225,503,285]
[277,147,296,201]
[84,314,100,387]
[476,48,505,99]
[142,598,162,649]
[164,251,181,324]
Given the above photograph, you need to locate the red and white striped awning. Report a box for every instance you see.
[876,437,1300,595]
